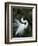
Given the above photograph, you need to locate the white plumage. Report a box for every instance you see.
[15,17,28,36]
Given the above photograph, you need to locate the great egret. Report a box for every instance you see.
[14,17,28,36]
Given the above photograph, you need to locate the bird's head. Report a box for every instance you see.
[21,17,28,28]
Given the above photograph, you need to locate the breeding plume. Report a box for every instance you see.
[14,17,28,36]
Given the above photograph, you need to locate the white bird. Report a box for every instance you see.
[14,17,28,36]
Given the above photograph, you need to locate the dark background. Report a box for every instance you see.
[11,6,32,38]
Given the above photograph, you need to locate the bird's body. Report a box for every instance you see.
[15,24,25,35]
[14,17,28,36]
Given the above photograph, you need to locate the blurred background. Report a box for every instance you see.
[11,6,32,38]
